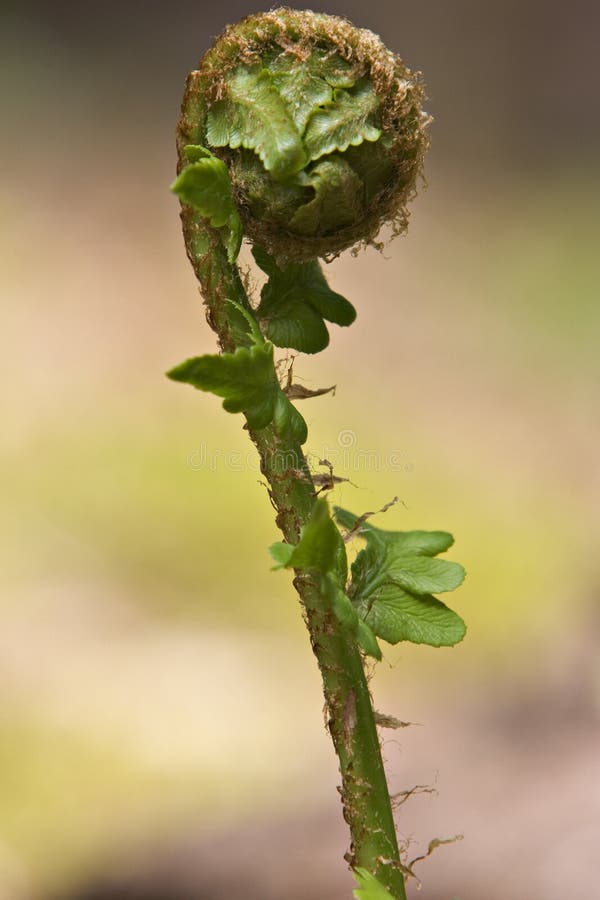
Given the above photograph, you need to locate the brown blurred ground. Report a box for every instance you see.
[1,1,599,898]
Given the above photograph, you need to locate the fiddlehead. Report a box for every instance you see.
[168,10,465,899]
[175,8,429,263]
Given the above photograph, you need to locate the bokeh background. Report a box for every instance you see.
[2,1,599,898]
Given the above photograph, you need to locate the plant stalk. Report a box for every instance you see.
[180,213,407,899]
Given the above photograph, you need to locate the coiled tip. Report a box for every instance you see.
[177,8,429,262]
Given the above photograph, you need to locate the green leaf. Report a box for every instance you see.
[331,527,349,589]
[167,343,307,443]
[271,504,355,636]
[225,298,265,347]
[271,500,348,583]
[335,507,466,649]
[182,144,213,163]
[270,505,386,656]
[386,555,465,595]
[263,298,330,355]
[286,499,344,574]
[353,868,395,900]
[344,136,396,203]
[269,541,295,570]
[324,577,359,631]
[334,508,454,557]
[268,49,357,133]
[270,64,332,136]
[253,247,356,354]
[289,156,364,236]
[224,217,243,264]
[356,585,466,648]
[206,67,307,181]
[251,245,279,279]
[356,620,382,661]
[171,146,243,263]
[272,390,308,445]
[167,343,273,426]
[303,80,382,163]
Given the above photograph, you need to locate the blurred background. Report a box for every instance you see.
[2,0,599,898]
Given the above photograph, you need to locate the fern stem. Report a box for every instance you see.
[180,215,407,898]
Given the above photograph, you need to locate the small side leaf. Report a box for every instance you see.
[286,499,344,575]
[335,507,454,557]
[353,868,395,900]
[271,505,388,656]
[263,298,330,355]
[269,542,295,570]
[272,390,309,445]
[167,343,307,443]
[171,147,243,263]
[336,506,466,649]
[325,577,359,631]
[182,145,213,163]
[167,343,274,428]
[356,585,466,648]
[271,500,348,586]
[386,556,465,595]
[253,247,356,353]
[224,214,243,264]
[356,620,382,661]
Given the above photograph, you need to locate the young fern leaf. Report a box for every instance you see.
[357,587,466,648]
[335,507,467,648]
[356,619,383,661]
[269,66,333,135]
[335,507,455,556]
[170,146,242,262]
[183,8,429,263]
[303,80,382,162]
[289,157,364,236]
[344,137,396,203]
[269,501,382,659]
[324,577,360,631]
[270,498,345,576]
[206,67,307,181]
[268,48,358,133]
[268,541,295,570]
[167,343,307,444]
[253,246,356,353]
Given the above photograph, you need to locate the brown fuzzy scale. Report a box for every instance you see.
[177,7,430,262]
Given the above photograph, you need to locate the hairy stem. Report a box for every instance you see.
[181,209,407,898]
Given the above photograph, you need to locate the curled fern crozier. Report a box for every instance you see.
[177,8,429,261]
